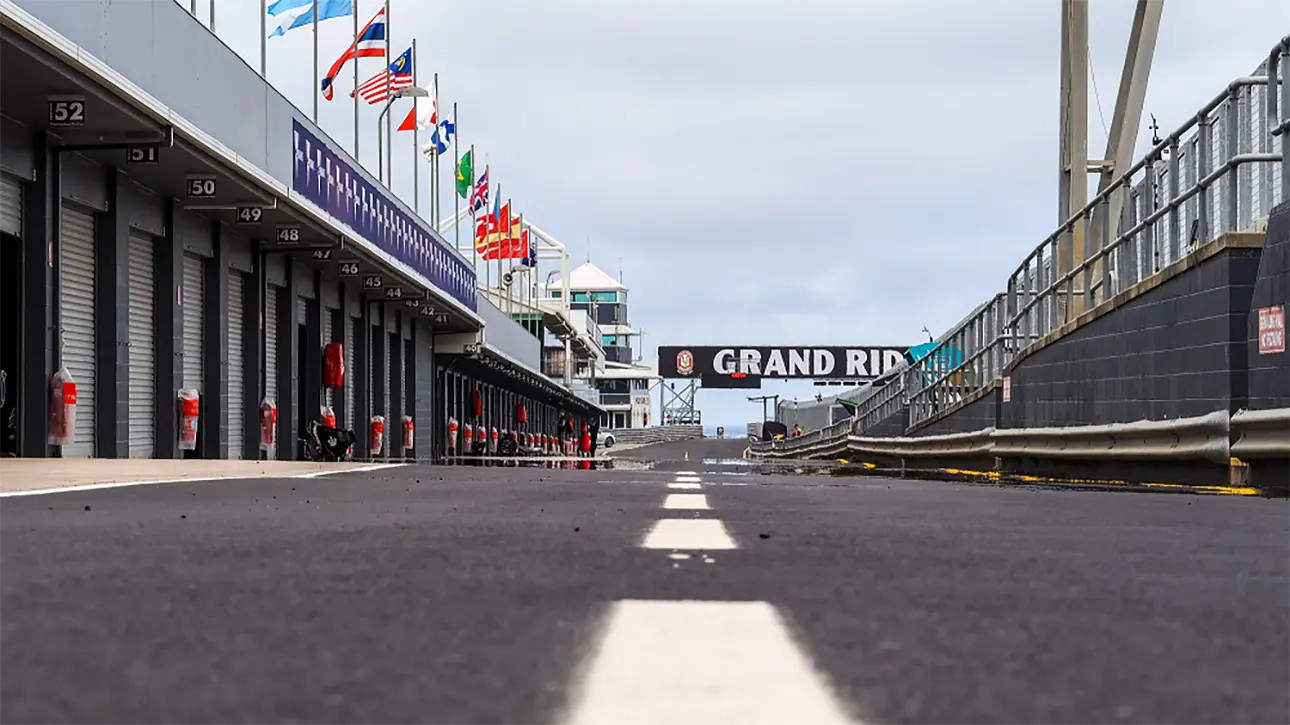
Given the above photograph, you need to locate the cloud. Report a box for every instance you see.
[203,0,1290,428]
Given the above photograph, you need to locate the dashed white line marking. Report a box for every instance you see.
[562,600,856,724]
[641,519,737,550]
[667,482,702,490]
[675,470,697,475]
[674,475,701,483]
[663,493,709,510]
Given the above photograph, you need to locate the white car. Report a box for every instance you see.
[597,430,616,448]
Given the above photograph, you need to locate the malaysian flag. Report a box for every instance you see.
[352,46,414,105]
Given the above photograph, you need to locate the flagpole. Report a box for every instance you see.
[210,0,216,32]
[311,0,318,122]
[458,141,467,262]
[411,38,419,215]
[500,196,508,297]
[259,0,266,77]
[492,181,500,292]
[508,210,518,314]
[383,0,391,188]
[352,0,359,160]
[433,75,442,228]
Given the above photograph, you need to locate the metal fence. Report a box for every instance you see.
[775,39,1289,437]
[905,45,1287,429]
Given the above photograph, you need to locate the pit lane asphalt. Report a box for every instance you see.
[2,458,1286,723]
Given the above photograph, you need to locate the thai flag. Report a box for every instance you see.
[351,46,414,105]
[320,7,386,101]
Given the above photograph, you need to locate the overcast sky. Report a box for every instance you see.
[197,0,1288,430]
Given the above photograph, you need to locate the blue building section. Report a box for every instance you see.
[292,121,475,311]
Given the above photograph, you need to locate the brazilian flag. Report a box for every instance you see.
[456,149,473,199]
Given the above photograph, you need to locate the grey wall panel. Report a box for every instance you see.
[223,227,254,274]
[120,178,165,237]
[478,298,540,371]
[294,262,315,299]
[320,273,340,310]
[1248,201,1289,409]
[175,208,213,258]
[266,254,286,287]
[61,154,107,212]
[0,116,34,180]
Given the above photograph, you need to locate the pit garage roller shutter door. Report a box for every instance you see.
[182,254,204,396]
[127,232,156,458]
[265,286,278,404]
[322,308,333,411]
[227,272,245,459]
[59,205,96,458]
[344,314,355,428]
[0,174,21,237]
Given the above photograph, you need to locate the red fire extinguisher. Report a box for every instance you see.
[178,388,200,451]
[321,405,336,428]
[447,416,459,451]
[322,343,345,388]
[369,415,385,456]
[402,415,414,450]
[516,403,528,424]
[259,398,277,450]
[47,364,77,446]
[464,422,473,449]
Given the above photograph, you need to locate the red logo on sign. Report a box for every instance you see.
[676,350,694,375]
[1258,305,1285,355]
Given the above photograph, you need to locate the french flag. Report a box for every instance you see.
[320,7,387,101]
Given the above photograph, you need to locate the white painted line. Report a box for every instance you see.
[667,482,702,490]
[663,493,710,510]
[0,463,410,498]
[562,600,856,724]
[675,470,697,475]
[674,475,701,483]
[641,519,737,550]
[293,463,409,478]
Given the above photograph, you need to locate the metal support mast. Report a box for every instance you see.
[1059,0,1163,312]
[1057,0,1089,319]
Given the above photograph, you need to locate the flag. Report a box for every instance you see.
[397,95,436,132]
[320,6,386,100]
[267,0,352,38]
[469,169,489,214]
[456,150,473,199]
[351,46,414,104]
[421,118,455,156]
[519,240,538,267]
[474,202,529,261]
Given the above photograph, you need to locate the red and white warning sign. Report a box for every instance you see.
[1258,305,1285,355]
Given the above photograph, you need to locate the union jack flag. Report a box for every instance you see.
[469,169,489,214]
[352,46,413,105]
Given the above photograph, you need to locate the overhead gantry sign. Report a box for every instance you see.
[657,346,910,389]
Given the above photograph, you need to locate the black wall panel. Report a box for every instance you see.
[1000,246,1262,429]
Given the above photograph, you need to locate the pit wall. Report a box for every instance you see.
[908,231,1265,436]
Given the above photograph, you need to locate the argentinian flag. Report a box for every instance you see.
[267,0,353,38]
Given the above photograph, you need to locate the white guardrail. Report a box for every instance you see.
[610,425,704,446]
[750,409,1290,468]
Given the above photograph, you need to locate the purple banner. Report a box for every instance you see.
[292,120,476,312]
